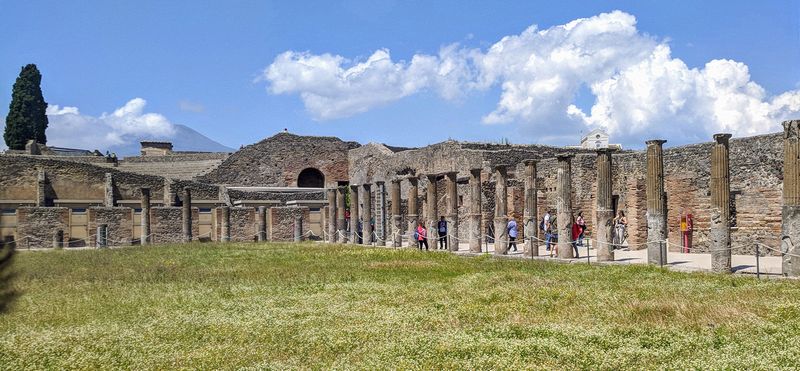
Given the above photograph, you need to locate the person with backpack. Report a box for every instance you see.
[437,216,448,250]
[507,216,518,252]
[548,211,559,257]
[416,221,429,250]
[571,214,581,258]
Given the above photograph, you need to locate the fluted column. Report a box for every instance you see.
[445,172,459,251]
[469,168,483,253]
[522,160,538,257]
[140,188,151,245]
[407,176,419,246]
[390,179,402,247]
[375,181,388,246]
[710,134,732,273]
[425,174,439,242]
[556,156,574,259]
[493,165,509,255]
[336,186,347,243]
[646,140,668,265]
[326,188,337,243]
[362,183,373,245]
[349,184,360,243]
[182,187,192,243]
[596,150,614,261]
[783,120,800,276]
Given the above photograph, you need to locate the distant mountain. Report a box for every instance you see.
[108,124,233,156]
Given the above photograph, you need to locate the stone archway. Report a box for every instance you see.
[297,168,325,188]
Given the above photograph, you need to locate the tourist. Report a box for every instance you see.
[548,210,559,257]
[416,221,428,250]
[542,209,552,251]
[507,216,518,252]
[576,211,586,246]
[571,214,581,258]
[356,217,363,244]
[437,216,448,250]
[613,211,628,248]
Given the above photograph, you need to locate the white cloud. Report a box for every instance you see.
[262,10,800,145]
[44,98,176,151]
[178,99,206,113]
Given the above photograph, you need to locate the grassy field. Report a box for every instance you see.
[1,243,799,369]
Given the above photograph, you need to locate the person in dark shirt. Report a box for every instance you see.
[437,216,448,249]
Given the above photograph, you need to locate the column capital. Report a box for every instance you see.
[645,139,667,147]
[469,168,482,175]
[390,177,402,184]
[375,180,385,186]
[407,176,419,185]
[443,171,458,179]
[713,133,732,144]
[425,173,438,181]
[362,183,372,190]
[522,159,537,166]
[349,184,360,191]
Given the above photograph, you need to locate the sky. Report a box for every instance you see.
[1,0,799,152]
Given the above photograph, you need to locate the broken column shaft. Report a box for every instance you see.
[711,134,732,273]
[257,206,267,242]
[469,168,483,253]
[220,206,231,242]
[425,174,438,242]
[523,160,538,257]
[182,187,192,243]
[326,188,337,243]
[493,165,509,255]
[362,183,373,245]
[407,177,419,245]
[349,184,360,244]
[336,186,347,243]
[783,120,800,276]
[140,188,151,245]
[556,156,574,259]
[390,179,402,247]
[596,150,614,262]
[445,172,459,251]
[646,140,668,265]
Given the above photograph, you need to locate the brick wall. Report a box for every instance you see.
[151,207,183,244]
[269,206,310,241]
[16,207,69,248]
[87,207,133,246]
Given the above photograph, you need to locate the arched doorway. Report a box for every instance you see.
[297,168,325,188]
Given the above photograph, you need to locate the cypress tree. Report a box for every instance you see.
[4,64,48,149]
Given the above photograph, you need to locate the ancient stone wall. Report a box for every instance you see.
[200,132,358,187]
[16,207,69,248]
[151,207,184,244]
[269,206,310,241]
[230,207,256,242]
[87,207,133,246]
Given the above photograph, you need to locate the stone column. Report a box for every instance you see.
[140,188,151,245]
[349,184,360,243]
[104,173,114,207]
[362,183,373,245]
[493,165,509,255]
[646,140,668,265]
[294,213,303,242]
[407,176,419,245]
[523,160,538,257]
[710,133,732,273]
[257,206,267,242]
[376,181,388,246]
[596,150,614,262]
[36,169,46,207]
[220,206,231,242]
[390,179,402,247]
[336,186,347,243]
[469,168,483,253]
[326,188,337,243]
[425,174,439,244]
[182,187,192,243]
[783,120,800,276]
[164,178,174,206]
[556,156,574,259]
[444,172,459,251]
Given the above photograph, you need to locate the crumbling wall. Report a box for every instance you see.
[87,207,133,246]
[230,207,256,242]
[151,207,183,244]
[16,207,69,248]
[269,206,310,241]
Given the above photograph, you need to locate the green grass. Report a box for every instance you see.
[1,243,799,369]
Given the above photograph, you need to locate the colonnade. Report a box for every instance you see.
[320,120,800,276]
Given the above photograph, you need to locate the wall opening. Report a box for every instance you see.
[297,168,325,188]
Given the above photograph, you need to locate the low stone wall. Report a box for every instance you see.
[87,207,133,246]
[16,207,69,248]
[269,206,309,241]
[151,207,183,244]
[230,207,256,242]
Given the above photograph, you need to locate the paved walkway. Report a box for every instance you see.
[407,238,784,276]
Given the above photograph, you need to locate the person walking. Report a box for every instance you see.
[543,209,552,251]
[613,211,628,248]
[576,211,586,246]
[571,214,581,258]
[507,217,518,252]
[548,211,559,257]
[416,221,429,250]
[437,216,448,250]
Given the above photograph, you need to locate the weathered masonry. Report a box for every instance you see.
[3,122,800,276]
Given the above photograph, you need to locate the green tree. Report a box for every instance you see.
[4,64,48,149]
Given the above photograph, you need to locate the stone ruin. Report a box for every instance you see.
[2,121,800,276]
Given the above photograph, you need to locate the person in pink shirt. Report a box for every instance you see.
[416,221,428,250]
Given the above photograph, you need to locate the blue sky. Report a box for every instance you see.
[1,0,799,152]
